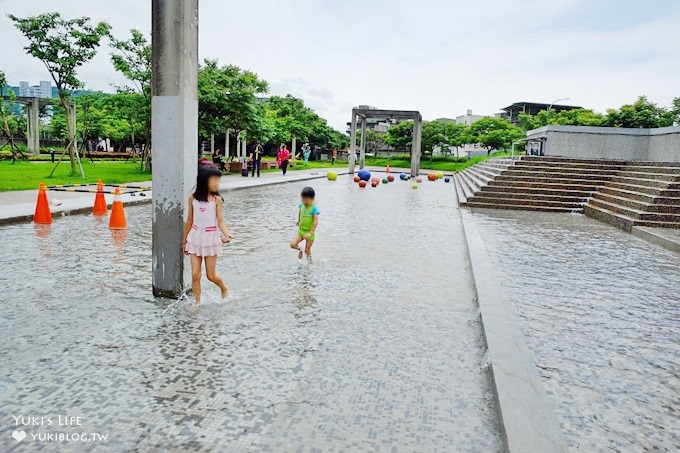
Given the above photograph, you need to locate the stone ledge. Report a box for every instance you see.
[456,204,566,452]
[631,226,680,253]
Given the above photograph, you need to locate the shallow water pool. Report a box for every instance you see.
[474,209,680,452]
[0,177,501,452]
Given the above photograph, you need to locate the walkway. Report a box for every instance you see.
[0,168,346,225]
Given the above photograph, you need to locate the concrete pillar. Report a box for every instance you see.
[151,0,199,298]
[27,98,40,155]
[225,130,230,158]
[210,132,214,154]
[349,110,357,174]
[292,137,297,158]
[359,117,367,169]
[411,114,422,177]
[241,136,247,161]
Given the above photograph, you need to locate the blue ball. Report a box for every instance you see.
[358,169,371,181]
[444,177,450,183]
[399,172,407,180]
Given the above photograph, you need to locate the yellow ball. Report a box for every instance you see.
[327,171,337,181]
[437,171,444,179]
[412,182,418,189]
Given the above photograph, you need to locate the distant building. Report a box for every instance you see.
[455,109,490,125]
[17,80,54,99]
[346,106,398,134]
[499,101,582,125]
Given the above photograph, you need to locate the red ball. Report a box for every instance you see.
[353,175,360,183]
[428,173,437,181]
[371,177,380,184]
[387,175,395,182]
[371,181,378,187]
[416,177,423,183]
[358,180,367,188]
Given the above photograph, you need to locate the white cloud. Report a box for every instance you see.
[1,0,678,131]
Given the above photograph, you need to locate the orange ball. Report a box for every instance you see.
[428,173,437,181]
[353,175,360,183]
[358,180,367,188]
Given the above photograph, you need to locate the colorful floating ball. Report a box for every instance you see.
[416,177,423,183]
[399,172,407,180]
[382,178,389,184]
[444,177,450,183]
[371,177,380,184]
[387,175,395,182]
[327,171,337,181]
[437,171,445,179]
[358,180,367,188]
[427,173,437,181]
[412,182,418,189]
[358,169,371,181]
[353,175,360,183]
[371,181,378,187]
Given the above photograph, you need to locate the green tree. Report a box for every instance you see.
[519,108,605,130]
[467,117,524,155]
[384,121,414,150]
[605,96,673,128]
[110,29,152,168]
[198,59,269,149]
[421,120,467,155]
[0,70,26,161]
[9,12,110,176]
[671,97,680,126]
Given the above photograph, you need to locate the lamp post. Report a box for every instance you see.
[547,97,570,112]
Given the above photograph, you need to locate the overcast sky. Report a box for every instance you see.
[1,0,678,131]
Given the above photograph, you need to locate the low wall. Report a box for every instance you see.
[526,125,680,162]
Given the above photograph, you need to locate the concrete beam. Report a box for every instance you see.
[151,0,199,298]
[411,115,422,176]
[359,117,367,169]
[349,110,357,174]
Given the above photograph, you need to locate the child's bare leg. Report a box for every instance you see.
[290,235,304,259]
[204,256,229,299]
[190,254,203,304]
[305,239,314,262]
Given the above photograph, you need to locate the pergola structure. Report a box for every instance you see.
[2,95,56,155]
[349,107,423,176]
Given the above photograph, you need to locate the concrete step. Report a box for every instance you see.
[465,168,494,187]
[498,171,613,182]
[604,181,664,196]
[609,175,678,189]
[459,169,483,192]
[453,174,470,204]
[504,165,619,176]
[468,195,585,209]
[587,198,680,222]
[624,165,680,174]
[584,204,680,232]
[522,156,680,167]
[486,180,601,191]
[473,191,590,203]
[616,170,680,181]
[480,185,597,197]
[467,201,579,213]
[592,192,680,213]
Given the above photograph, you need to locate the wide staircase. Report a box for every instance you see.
[454,156,680,231]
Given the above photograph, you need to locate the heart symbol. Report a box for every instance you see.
[199,207,206,213]
[12,430,26,442]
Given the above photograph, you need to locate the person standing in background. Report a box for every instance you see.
[249,141,263,177]
[331,148,337,165]
[302,143,311,163]
[277,143,291,175]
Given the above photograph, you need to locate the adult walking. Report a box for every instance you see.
[277,144,291,176]
[249,141,264,177]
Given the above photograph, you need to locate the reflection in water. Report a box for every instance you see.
[474,209,680,452]
[0,178,500,451]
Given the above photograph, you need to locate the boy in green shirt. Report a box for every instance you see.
[290,187,319,262]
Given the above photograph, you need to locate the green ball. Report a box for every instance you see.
[382,178,388,184]
[327,171,337,181]
[412,182,418,189]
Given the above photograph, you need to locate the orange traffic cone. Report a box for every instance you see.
[33,182,52,224]
[108,187,127,230]
[93,179,108,216]
[386,164,390,174]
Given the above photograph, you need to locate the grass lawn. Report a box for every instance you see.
[367,151,515,172]
[0,160,151,192]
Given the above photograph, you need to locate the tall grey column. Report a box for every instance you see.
[151,0,199,298]
[225,130,230,158]
[359,117,367,169]
[410,114,422,177]
[210,132,215,154]
[291,137,296,158]
[349,110,357,174]
[27,98,40,155]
